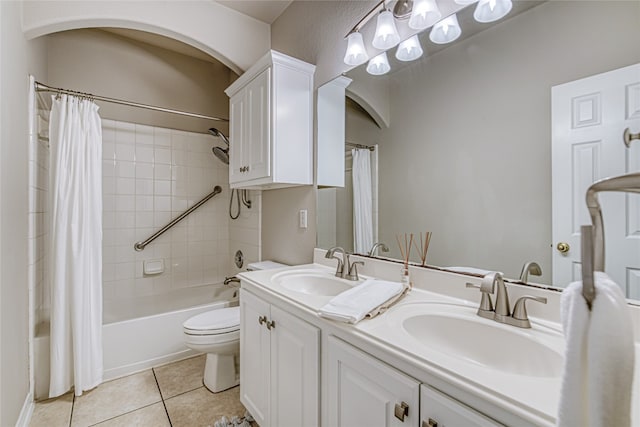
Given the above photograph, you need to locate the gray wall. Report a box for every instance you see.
[0,1,48,424]
[46,29,234,134]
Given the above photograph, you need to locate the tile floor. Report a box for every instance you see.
[29,355,248,427]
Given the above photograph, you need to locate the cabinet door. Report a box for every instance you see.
[327,336,420,427]
[229,92,245,184]
[420,385,504,427]
[270,305,320,427]
[239,289,271,427]
[244,67,271,181]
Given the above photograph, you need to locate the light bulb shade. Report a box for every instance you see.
[372,10,400,49]
[408,0,442,30]
[429,14,462,44]
[366,52,391,75]
[454,0,478,4]
[395,35,423,62]
[343,32,369,66]
[473,0,513,23]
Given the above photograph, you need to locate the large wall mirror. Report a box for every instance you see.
[317,0,640,302]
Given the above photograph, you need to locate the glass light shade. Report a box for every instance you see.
[408,0,442,30]
[366,52,391,75]
[372,10,400,49]
[395,35,423,62]
[343,32,369,66]
[473,0,513,23]
[454,0,478,4]
[429,14,462,44]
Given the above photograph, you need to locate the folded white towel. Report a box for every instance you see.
[318,279,404,324]
[557,272,635,427]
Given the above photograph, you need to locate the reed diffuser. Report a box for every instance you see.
[413,231,432,267]
[396,233,413,287]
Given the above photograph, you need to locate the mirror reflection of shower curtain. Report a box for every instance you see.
[49,94,103,398]
[352,148,374,253]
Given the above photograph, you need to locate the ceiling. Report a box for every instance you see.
[217,0,293,24]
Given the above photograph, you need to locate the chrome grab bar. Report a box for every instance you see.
[134,185,222,251]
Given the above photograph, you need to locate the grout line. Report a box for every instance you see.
[69,393,76,427]
[152,368,173,427]
[85,402,160,427]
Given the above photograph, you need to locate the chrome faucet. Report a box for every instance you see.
[519,261,542,283]
[368,242,389,257]
[325,247,348,278]
[466,271,547,328]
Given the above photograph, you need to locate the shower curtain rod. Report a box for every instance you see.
[34,81,229,122]
[346,141,375,151]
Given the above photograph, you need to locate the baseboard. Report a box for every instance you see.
[15,392,34,427]
[103,348,198,381]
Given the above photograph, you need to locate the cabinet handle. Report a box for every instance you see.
[422,419,438,427]
[394,402,409,422]
[258,315,267,325]
[266,320,276,330]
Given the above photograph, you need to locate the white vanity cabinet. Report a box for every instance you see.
[225,50,315,190]
[327,336,420,427]
[420,385,504,427]
[239,289,320,427]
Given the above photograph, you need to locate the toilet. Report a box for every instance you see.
[183,260,287,393]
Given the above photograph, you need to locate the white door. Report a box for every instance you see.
[239,289,271,427]
[229,91,245,184]
[326,336,420,427]
[552,63,640,298]
[269,305,319,427]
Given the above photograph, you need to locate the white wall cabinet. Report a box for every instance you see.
[240,289,320,427]
[225,50,315,190]
[327,336,420,427]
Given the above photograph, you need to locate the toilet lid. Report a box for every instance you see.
[183,306,240,335]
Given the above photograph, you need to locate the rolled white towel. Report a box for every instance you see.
[318,279,404,324]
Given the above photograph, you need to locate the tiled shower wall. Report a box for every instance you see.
[101,120,232,302]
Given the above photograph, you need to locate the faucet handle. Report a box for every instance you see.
[509,295,547,328]
[347,261,364,281]
[466,282,494,318]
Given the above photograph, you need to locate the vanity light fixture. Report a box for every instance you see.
[344,32,369,66]
[366,52,391,75]
[372,9,401,49]
[408,0,442,30]
[474,0,513,23]
[429,13,462,44]
[395,35,423,62]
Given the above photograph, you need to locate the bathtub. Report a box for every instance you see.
[34,283,236,400]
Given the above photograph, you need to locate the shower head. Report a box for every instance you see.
[208,128,229,146]
[212,146,229,165]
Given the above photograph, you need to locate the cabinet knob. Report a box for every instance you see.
[258,315,267,325]
[394,402,409,422]
[422,419,438,427]
[266,320,276,330]
[556,242,570,253]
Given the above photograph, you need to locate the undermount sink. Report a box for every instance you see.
[271,270,357,296]
[395,304,563,378]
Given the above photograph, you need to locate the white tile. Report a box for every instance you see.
[135,125,154,145]
[171,149,187,166]
[135,212,154,228]
[103,264,116,282]
[154,128,171,147]
[115,262,136,280]
[103,195,116,212]
[136,145,154,164]
[116,143,135,162]
[154,196,171,212]
[172,196,188,213]
[103,176,116,195]
[171,131,189,151]
[136,179,154,196]
[103,212,116,229]
[154,211,172,227]
[115,211,136,229]
[136,163,154,180]
[116,177,136,195]
[135,195,154,212]
[116,161,136,179]
[154,164,172,181]
[154,180,171,196]
[115,228,136,246]
[103,143,116,161]
[115,245,135,263]
[171,242,188,259]
[155,148,171,165]
[103,159,116,177]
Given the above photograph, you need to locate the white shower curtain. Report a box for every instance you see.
[352,148,373,254]
[49,94,103,398]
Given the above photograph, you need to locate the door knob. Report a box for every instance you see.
[556,242,570,253]
[624,127,640,147]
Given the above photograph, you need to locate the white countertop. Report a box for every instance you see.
[238,256,640,427]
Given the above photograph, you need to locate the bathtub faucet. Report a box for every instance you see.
[224,276,240,286]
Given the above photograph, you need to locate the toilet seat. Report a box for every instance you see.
[183,306,240,336]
